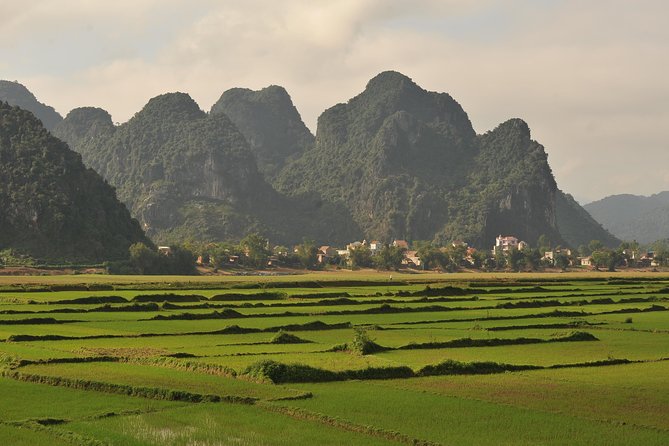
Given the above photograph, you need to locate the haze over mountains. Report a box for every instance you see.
[584,193,669,244]
[1,72,620,256]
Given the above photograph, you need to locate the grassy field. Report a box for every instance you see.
[1,271,668,445]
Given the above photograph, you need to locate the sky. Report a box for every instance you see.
[2,0,668,204]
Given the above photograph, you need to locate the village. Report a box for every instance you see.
[168,234,663,273]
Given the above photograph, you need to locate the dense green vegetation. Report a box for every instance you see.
[0,102,149,262]
[0,273,668,444]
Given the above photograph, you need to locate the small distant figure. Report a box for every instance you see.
[389,275,392,281]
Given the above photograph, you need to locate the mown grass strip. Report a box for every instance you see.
[397,331,599,350]
[1,370,256,404]
[0,420,106,446]
[4,320,352,342]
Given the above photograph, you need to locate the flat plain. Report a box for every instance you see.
[1,271,668,445]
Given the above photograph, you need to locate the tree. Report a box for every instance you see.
[295,240,320,270]
[416,244,446,270]
[521,248,541,271]
[373,245,405,270]
[508,248,525,272]
[470,250,487,269]
[536,234,551,253]
[445,244,467,268]
[494,249,507,269]
[591,249,614,271]
[129,242,160,274]
[165,246,196,275]
[349,245,373,269]
[239,233,270,269]
[207,242,236,269]
[554,253,569,271]
[588,240,604,254]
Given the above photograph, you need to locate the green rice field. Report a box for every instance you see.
[1,271,668,445]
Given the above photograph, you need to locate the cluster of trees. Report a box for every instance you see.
[101,229,669,275]
[106,243,196,275]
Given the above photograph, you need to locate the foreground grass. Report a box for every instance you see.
[2,273,669,445]
[279,380,669,445]
[63,403,397,446]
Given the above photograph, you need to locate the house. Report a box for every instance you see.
[315,246,337,264]
[465,247,478,265]
[319,246,337,257]
[369,240,383,253]
[579,256,593,267]
[493,235,519,253]
[639,251,655,267]
[392,239,409,250]
[346,241,364,252]
[336,249,350,258]
[157,246,172,256]
[403,250,422,268]
[543,248,573,265]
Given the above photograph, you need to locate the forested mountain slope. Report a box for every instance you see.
[0,102,148,261]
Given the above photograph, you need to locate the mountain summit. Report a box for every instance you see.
[211,85,314,180]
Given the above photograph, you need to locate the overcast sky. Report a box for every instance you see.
[2,0,667,203]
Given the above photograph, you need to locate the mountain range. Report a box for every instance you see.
[584,192,669,244]
[1,73,619,255]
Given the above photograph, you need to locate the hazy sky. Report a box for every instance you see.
[2,0,667,203]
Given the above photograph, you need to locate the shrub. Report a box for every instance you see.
[210,292,286,301]
[624,317,633,323]
[132,293,204,303]
[243,360,338,383]
[242,360,414,384]
[350,327,387,355]
[270,331,310,344]
[418,360,539,376]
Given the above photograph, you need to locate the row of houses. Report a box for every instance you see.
[317,239,420,266]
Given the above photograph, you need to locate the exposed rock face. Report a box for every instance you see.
[0,81,63,130]
[211,85,315,180]
[0,101,148,261]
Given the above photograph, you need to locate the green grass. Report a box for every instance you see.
[0,376,184,422]
[0,425,75,446]
[278,380,669,445]
[62,403,396,446]
[19,361,306,400]
[2,273,669,445]
[382,361,669,430]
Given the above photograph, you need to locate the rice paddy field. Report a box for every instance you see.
[1,271,668,445]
